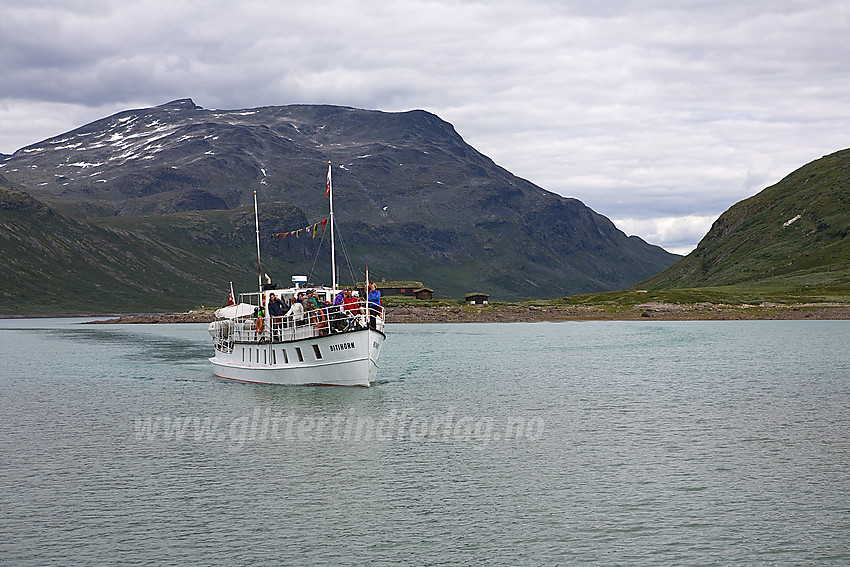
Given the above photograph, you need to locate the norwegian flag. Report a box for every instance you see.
[325,162,332,198]
[227,282,235,306]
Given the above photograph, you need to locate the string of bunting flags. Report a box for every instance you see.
[273,218,329,240]
[274,163,333,241]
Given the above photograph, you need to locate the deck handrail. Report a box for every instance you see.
[212,300,384,351]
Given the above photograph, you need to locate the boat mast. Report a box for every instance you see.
[328,161,337,291]
[253,190,262,293]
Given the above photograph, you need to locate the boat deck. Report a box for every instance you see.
[212,302,385,354]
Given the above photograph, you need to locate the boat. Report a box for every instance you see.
[208,163,386,387]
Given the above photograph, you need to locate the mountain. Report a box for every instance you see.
[1,99,678,306]
[643,149,850,291]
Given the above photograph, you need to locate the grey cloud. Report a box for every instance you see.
[2,0,849,251]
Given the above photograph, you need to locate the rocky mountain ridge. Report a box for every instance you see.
[1,99,678,309]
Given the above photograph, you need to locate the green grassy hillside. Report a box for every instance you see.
[0,178,294,314]
[643,149,850,293]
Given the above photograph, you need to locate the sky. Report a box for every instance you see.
[2,1,849,254]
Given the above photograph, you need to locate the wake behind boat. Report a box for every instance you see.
[208,163,386,387]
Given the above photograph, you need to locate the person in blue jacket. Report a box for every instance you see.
[367,283,382,329]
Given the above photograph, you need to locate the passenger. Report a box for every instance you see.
[267,293,285,340]
[268,293,284,313]
[254,303,266,341]
[339,288,364,330]
[306,289,320,310]
[285,292,305,326]
[342,287,358,313]
[367,283,382,306]
[367,283,382,329]
[305,290,329,336]
[330,289,346,332]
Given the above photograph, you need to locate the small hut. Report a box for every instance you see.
[465,293,489,305]
[413,287,434,300]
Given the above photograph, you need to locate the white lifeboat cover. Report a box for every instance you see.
[215,302,255,319]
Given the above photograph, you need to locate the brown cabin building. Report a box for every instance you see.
[465,293,489,305]
[358,281,434,300]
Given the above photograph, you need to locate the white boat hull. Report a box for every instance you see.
[210,327,384,387]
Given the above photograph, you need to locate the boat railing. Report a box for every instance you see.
[212,301,385,351]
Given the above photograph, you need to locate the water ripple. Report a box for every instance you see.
[1,319,849,565]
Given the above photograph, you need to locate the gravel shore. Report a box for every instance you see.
[87,302,850,324]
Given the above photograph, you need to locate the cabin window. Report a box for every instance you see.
[312,344,322,360]
[295,347,304,362]
[271,349,276,365]
[248,349,252,363]
[264,350,267,365]
[242,348,245,362]
[282,349,289,364]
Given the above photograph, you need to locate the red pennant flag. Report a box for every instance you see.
[227,282,235,306]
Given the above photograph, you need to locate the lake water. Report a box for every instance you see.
[1,318,849,565]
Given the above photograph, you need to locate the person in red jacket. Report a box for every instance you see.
[342,288,358,313]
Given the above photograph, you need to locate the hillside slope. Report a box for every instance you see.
[0,174,316,314]
[643,149,850,291]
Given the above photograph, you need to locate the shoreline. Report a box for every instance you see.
[79,302,850,324]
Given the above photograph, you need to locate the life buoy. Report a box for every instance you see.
[311,309,328,329]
